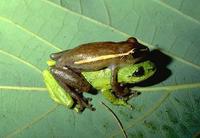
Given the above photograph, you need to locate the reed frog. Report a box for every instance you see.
[48,37,150,111]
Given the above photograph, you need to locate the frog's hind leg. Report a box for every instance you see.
[50,49,69,61]
[50,67,93,92]
[50,67,95,111]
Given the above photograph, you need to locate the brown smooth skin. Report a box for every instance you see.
[50,37,149,111]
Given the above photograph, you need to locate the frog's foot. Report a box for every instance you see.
[111,65,138,99]
[75,96,95,112]
[118,87,141,101]
[65,90,95,112]
[73,88,95,111]
[112,85,129,99]
[101,89,133,110]
[128,90,141,98]
[73,99,95,112]
[111,99,133,110]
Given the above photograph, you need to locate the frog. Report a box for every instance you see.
[48,37,150,111]
[43,60,156,112]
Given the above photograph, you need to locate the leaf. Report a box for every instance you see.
[0,0,200,137]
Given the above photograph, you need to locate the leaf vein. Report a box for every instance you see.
[0,49,42,73]
[134,83,200,92]
[4,104,58,138]
[0,16,62,51]
[153,0,200,25]
[1,83,199,92]
[0,85,46,91]
[102,0,112,25]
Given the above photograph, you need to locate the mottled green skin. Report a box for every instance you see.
[43,60,156,112]
[83,60,156,108]
[83,60,156,89]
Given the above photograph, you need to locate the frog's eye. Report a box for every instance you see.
[132,66,144,77]
[127,37,138,43]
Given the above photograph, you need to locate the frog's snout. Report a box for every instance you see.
[139,47,149,52]
[133,43,150,54]
[138,44,150,53]
[132,47,150,59]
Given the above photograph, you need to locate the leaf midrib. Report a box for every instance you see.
[1,83,200,92]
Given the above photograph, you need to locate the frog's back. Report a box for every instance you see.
[66,42,134,59]
[57,41,137,71]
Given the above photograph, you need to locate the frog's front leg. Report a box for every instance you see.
[110,65,138,98]
[50,67,95,111]
[110,65,128,97]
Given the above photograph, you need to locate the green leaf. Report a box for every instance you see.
[0,0,200,137]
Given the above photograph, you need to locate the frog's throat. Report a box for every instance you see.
[74,49,134,65]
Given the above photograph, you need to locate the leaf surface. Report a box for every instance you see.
[0,0,200,137]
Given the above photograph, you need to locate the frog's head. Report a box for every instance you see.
[127,37,150,63]
[118,60,156,84]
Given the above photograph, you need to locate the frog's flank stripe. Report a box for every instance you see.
[74,49,134,64]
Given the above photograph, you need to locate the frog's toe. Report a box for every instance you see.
[126,104,134,110]
[73,105,82,113]
[129,90,141,98]
[73,104,95,112]
[89,106,96,111]
[120,90,140,102]
[84,100,96,111]
[77,97,95,112]
[85,97,92,102]
[119,89,140,101]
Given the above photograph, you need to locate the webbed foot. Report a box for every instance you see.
[73,96,95,112]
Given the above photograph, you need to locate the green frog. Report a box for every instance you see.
[43,60,156,112]
[45,37,151,111]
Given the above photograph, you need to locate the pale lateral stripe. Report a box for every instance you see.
[74,49,133,64]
